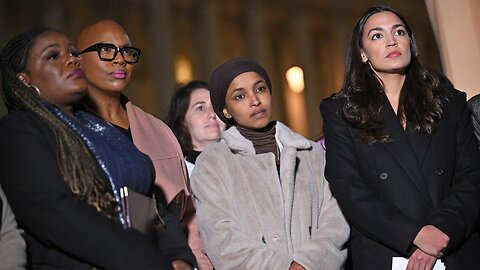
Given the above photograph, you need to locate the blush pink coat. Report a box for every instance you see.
[126,102,212,270]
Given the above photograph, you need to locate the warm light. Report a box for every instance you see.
[175,56,193,83]
[286,66,305,93]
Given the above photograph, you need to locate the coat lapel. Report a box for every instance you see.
[405,122,432,167]
[381,102,434,209]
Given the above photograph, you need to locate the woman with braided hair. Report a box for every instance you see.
[0,28,195,269]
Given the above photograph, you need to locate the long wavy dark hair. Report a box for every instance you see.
[0,28,116,218]
[166,80,209,152]
[335,5,452,144]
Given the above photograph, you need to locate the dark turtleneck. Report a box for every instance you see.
[185,150,202,165]
[237,121,279,166]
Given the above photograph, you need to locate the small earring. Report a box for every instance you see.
[30,85,41,96]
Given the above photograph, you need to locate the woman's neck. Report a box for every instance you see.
[378,73,406,114]
[87,90,129,129]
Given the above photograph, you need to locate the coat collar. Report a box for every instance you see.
[222,121,312,155]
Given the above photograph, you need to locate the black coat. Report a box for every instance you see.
[0,111,196,269]
[320,89,480,270]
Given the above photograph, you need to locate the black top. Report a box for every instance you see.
[184,150,201,165]
[111,122,133,140]
[0,111,196,269]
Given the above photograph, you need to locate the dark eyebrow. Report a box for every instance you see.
[229,79,266,97]
[367,27,383,36]
[253,79,265,86]
[191,101,206,107]
[41,44,60,54]
[392,23,406,30]
[367,23,406,36]
[231,88,244,95]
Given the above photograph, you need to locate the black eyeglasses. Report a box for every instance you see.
[79,43,141,64]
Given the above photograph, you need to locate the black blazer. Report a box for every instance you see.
[320,89,480,270]
[0,111,196,269]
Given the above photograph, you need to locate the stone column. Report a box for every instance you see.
[196,0,223,80]
[425,0,480,98]
[147,0,176,116]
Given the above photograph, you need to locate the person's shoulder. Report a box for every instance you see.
[449,87,466,99]
[320,95,344,112]
[127,101,173,132]
[320,95,345,121]
[200,140,229,158]
[0,110,44,130]
[276,122,315,149]
[0,111,53,145]
[468,93,480,109]
[445,87,467,108]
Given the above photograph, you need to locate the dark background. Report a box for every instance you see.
[0,0,440,139]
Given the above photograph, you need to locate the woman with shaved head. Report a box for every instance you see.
[76,20,211,270]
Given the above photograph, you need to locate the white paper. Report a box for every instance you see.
[392,257,445,270]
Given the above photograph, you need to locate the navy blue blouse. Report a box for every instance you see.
[47,104,154,223]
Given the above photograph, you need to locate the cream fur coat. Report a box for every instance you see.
[191,122,349,270]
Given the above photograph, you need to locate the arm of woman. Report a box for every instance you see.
[428,90,480,251]
[467,94,480,145]
[0,185,27,269]
[185,210,213,270]
[190,146,292,269]
[292,146,350,269]
[0,113,172,270]
[320,99,424,255]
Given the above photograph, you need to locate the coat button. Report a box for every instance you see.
[379,172,389,180]
[435,168,444,175]
[271,235,280,241]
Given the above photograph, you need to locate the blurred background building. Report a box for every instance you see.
[0,0,478,139]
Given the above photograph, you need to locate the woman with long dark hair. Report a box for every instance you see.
[0,27,194,269]
[320,5,480,270]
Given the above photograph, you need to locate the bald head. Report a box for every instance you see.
[76,20,130,51]
[76,20,135,94]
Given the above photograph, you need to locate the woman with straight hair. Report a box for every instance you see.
[320,5,480,270]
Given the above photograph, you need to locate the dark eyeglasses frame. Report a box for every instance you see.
[79,43,142,64]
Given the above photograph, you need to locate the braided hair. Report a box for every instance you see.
[0,28,116,219]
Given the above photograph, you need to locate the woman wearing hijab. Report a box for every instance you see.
[191,57,349,270]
